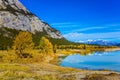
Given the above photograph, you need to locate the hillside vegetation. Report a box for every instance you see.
[0,28,119,80]
[0,27,117,50]
[0,27,74,50]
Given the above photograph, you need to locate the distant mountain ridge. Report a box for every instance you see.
[0,0,63,39]
[77,40,120,46]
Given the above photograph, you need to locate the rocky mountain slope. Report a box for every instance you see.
[0,0,63,39]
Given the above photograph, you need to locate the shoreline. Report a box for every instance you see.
[57,47,120,56]
[0,48,120,80]
[104,48,120,52]
[57,48,120,75]
[0,63,119,80]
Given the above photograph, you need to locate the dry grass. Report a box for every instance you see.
[0,63,119,80]
[0,63,79,80]
[0,50,120,80]
[84,74,108,80]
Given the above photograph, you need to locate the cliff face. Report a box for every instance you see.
[0,0,63,39]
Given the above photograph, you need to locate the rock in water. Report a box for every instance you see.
[0,0,63,39]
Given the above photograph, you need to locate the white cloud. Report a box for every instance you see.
[71,26,105,32]
[63,32,120,41]
[51,22,108,32]
[51,22,120,41]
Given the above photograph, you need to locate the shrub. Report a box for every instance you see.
[84,74,108,80]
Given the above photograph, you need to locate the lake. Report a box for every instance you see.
[61,50,120,72]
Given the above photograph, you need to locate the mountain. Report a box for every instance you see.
[77,40,120,46]
[0,0,63,39]
[0,0,77,50]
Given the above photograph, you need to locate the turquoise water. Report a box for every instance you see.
[61,51,120,72]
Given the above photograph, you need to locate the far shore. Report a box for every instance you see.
[56,47,120,57]
[104,48,120,52]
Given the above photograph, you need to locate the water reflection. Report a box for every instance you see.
[61,51,120,72]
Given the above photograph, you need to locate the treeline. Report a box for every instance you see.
[0,31,55,63]
[0,27,76,50]
[0,27,19,50]
[0,28,118,63]
[55,44,117,49]
[0,27,117,51]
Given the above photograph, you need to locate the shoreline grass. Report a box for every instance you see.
[0,63,119,80]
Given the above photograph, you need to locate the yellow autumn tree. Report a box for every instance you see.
[13,31,34,58]
[39,36,54,56]
[53,44,57,53]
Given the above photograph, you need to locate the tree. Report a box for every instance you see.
[53,44,57,53]
[13,31,34,58]
[39,36,54,56]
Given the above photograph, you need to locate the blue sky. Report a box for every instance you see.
[20,0,120,42]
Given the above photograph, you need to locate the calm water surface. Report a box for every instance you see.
[61,51,120,72]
